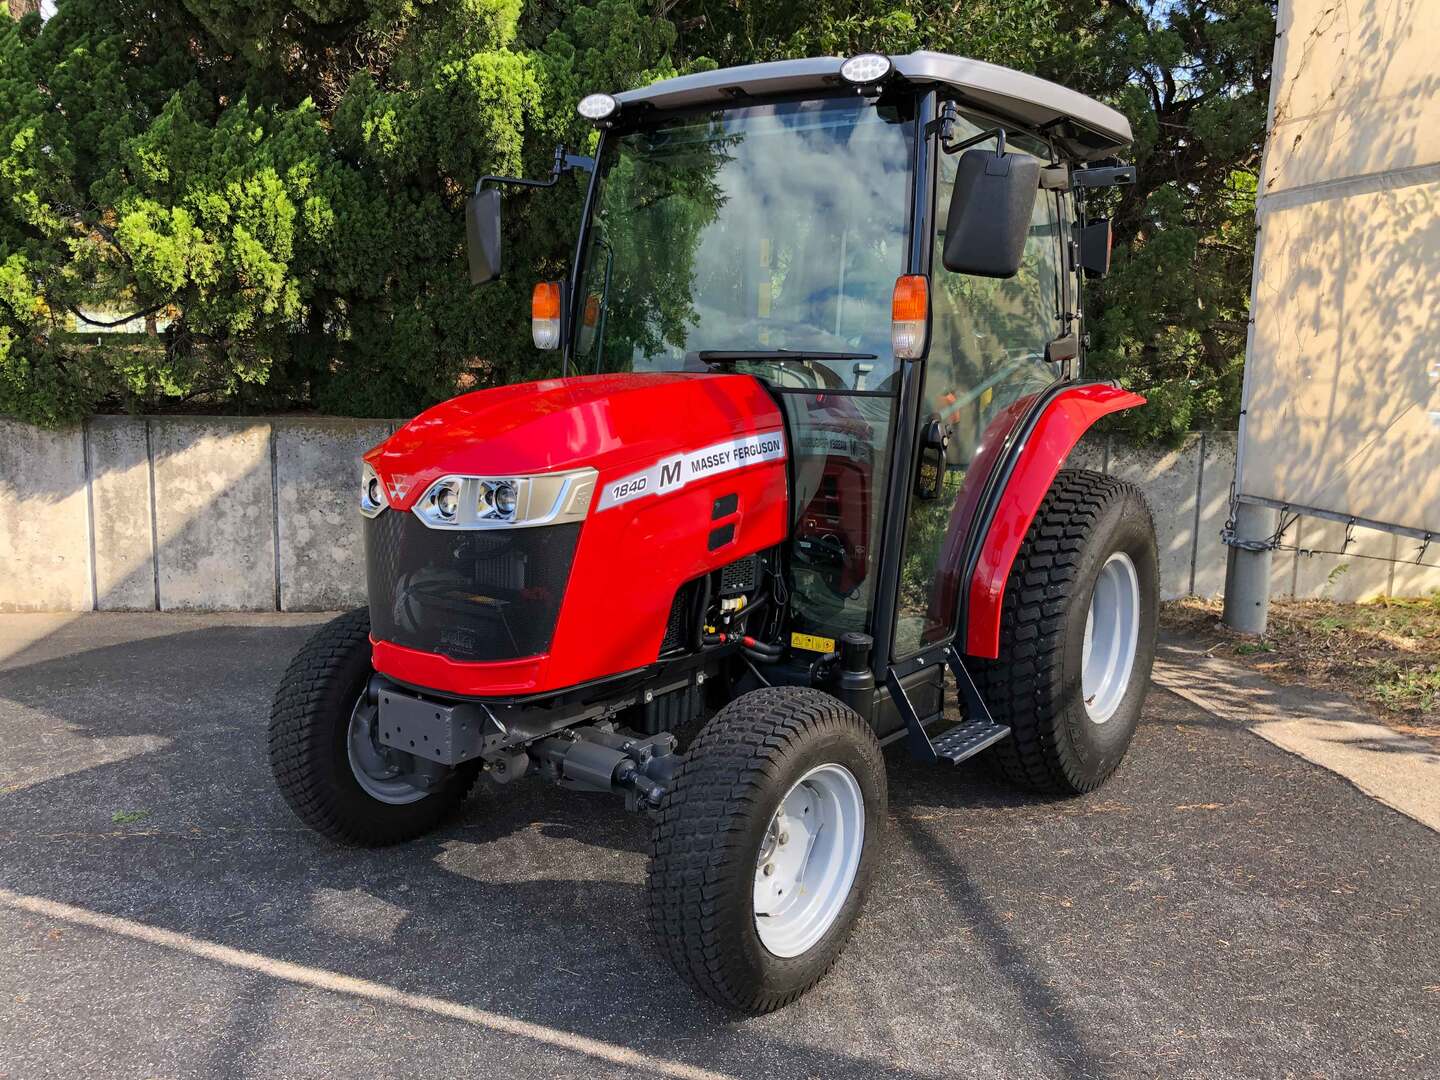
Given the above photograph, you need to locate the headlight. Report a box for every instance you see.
[412,469,598,530]
[360,463,389,518]
[479,479,519,521]
[431,480,461,522]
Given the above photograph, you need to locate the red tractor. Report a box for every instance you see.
[269,52,1157,1013]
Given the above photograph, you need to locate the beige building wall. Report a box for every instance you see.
[1238,0,1440,537]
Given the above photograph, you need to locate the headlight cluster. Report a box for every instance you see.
[410,469,598,531]
[417,477,512,526]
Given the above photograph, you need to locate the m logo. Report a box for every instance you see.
[659,459,683,490]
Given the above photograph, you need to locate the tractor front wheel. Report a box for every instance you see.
[978,469,1159,795]
[268,608,477,846]
[646,686,886,1013]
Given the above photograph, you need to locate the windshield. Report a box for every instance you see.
[572,96,915,390]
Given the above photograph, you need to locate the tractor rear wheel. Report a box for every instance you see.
[977,469,1158,794]
[646,686,886,1013]
[268,608,477,846]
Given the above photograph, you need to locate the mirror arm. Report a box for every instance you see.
[474,145,595,197]
[941,124,1008,158]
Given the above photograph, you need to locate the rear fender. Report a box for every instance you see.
[961,382,1145,659]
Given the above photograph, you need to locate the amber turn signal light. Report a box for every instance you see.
[532,281,562,350]
[891,275,929,359]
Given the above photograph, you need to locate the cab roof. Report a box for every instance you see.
[614,51,1132,162]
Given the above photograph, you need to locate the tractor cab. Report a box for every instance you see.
[472,52,1136,679]
[271,52,1158,1016]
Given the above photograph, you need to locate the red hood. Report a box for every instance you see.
[366,372,784,511]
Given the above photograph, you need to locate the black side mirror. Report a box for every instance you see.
[466,188,502,284]
[1076,218,1113,278]
[941,148,1040,279]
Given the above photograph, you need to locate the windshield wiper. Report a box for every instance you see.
[693,349,878,363]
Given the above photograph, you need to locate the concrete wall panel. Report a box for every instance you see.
[274,419,388,611]
[1109,434,1202,600]
[1241,178,1440,534]
[0,416,1433,611]
[1240,0,1440,541]
[1390,548,1440,597]
[151,419,275,611]
[1193,433,1237,599]
[1291,517,1398,601]
[86,417,156,610]
[0,421,90,611]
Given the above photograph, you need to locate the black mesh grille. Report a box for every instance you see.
[719,554,759,596]
[365,512,580,663]
[659,583,693,654]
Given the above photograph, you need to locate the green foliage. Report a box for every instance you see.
[0,0,681,421]
[1,0,1274,431]
[1043,0,1275,444]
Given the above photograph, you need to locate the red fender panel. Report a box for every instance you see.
[964,383,1145,659]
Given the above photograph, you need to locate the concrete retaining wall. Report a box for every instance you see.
[2,419,1436,612]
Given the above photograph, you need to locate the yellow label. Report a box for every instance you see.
[790,631,836,654]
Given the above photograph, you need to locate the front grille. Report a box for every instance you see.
[365,511,580,663]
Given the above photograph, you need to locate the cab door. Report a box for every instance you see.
[891,113,1071,659]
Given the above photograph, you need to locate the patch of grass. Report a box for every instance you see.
[111,809,151,824]
[1163,593,1440,742]
[1234,640,1274,655]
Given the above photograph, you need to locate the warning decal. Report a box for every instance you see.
[597,429,787,511]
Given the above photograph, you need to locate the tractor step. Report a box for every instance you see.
[885,645,1011,765]
[928,717,1011,764]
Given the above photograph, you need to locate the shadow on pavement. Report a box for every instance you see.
[2,616,1439,1079]
[0,620,973,1079]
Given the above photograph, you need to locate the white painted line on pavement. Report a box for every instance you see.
[0,887,734,1080]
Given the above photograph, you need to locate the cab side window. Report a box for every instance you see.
[927,117,1064,467]
[892,111,1067,658]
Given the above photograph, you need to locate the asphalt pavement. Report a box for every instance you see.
[1,613,1437,1080]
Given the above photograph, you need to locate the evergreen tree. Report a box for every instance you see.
[1,0,1275,436]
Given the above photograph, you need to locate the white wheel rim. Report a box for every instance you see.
[753,763,865,958]
[1081,551,1141,724]
[346,696,429,805]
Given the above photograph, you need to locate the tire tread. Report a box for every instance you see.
[646,686,883,1013]
[267,609,475,846]
[976,469,1153,794]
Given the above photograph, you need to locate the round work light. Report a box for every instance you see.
[577,93,619,122]
[839,53,893,87]
[478,479,519,521]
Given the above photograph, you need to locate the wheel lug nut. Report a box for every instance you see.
[779,832,789,845]
[762,863,775,876]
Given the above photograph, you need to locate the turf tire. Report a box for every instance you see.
[646,686,886,1014]
[268,608,477,846]
[977,469,1159,795]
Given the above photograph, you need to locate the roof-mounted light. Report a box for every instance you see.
[839,53,893,88]
[577,93,619,123]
